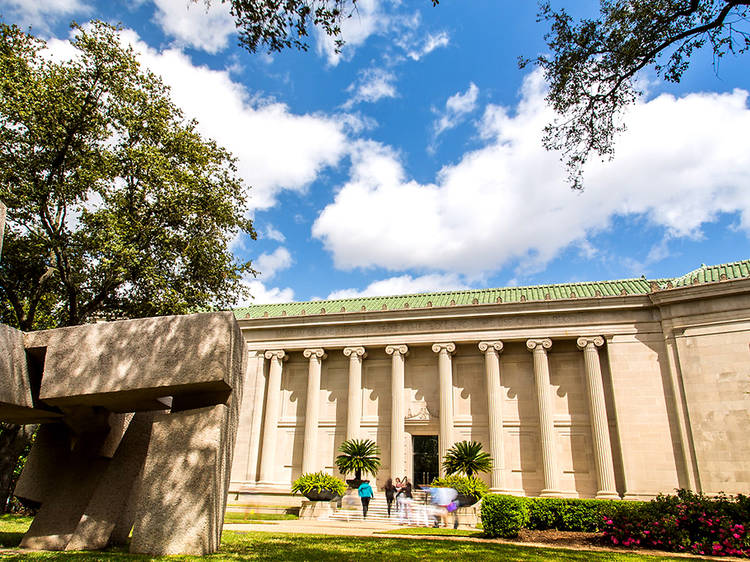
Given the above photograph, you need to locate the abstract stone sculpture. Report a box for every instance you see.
[0,311,245,555]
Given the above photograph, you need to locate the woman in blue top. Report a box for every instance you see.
[358,480,374,519]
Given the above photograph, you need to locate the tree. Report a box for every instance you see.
[0,21,256,332]
[213,0,439,54]
[0,20,256,511]
[442,440,492,478]
[525,0,750,189]
[334,438,381,481]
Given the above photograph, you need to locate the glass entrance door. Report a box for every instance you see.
[413,435,439,488]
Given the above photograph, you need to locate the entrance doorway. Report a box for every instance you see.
[413,435,439,487]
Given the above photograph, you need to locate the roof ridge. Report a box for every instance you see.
[232,258,750,316]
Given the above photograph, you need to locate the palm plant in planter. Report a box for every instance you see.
[291,471,347,501]
[443,440,492,478]
[441,440,493,506]
[335,438,381,488]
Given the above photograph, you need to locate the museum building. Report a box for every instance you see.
[228,260,750,504]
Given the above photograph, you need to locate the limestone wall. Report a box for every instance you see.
[229,279,750,504]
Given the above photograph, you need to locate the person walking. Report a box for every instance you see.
[383,478,397,517]
[358,480,374,519]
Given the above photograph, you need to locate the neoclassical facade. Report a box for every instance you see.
[229,260,750,503]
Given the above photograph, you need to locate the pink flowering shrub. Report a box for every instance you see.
[603,489,750,557]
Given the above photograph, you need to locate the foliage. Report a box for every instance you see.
[290,472,346,497]
[481,494,529,538]
[603,489,750,556]
[429,474,490,503]
[442,440,492,478]
[524,0,750,189]
[525,497,626,532]
[217,0,440,54]
[335,438,381,480]
[0,20,256,332]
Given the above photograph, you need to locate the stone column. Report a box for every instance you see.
[302,348,326,474]
[343,347,367,440]
[432,343,456,477]
[246,352,267,482]
[385,345,408,477]
[258,350,286,485]
[577,337,619,499]
[526,338,562,497]
[479,341,505,491]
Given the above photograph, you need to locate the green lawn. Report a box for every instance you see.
[378,527,484,537]
[0,515,712,561]
[224,512,299,522]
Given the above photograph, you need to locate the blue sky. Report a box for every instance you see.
[4,0,749,304]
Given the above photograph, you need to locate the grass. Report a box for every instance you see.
[0,515,713,561]
[224,513,299,522]
[378,527,484,537]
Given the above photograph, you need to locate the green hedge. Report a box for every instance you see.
[481,494,648,538]
[525,497,628,532]
[481,494,528,538]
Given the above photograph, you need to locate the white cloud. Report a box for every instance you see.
[406,31,450,61]
[263,224,286,243]
[255,247,293,280]
[238,278,295,306]
[0,0,90,31]
[316,0,385,66]
[327,273,467,300]
[313,70,750,277]
[344,67,398,108]
[433,82,479,140]
[151,0,236,54]
[46,28,350,212]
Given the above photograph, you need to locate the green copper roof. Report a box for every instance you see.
[233,259,750,320]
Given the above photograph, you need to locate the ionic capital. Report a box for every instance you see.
[479,341,504,354]
[526,338,552,352]
[343,346,367,359]
[385,344,409,357]
[264,350,287,361]
[576,336,604,350]
[431,342,456,355]
[303,348,327,360]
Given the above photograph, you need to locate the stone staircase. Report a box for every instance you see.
[329,490,437,525]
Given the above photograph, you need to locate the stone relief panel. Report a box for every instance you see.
[557,428,597,497]
[504,427,542,495]
[453,355,484,422]
[404,358,439,423]
[499,346,536,423]
[606,337,680,497]
[547,344,588,421]
[362,361,390,422]
[279,360,305,423]
[320,362,347,425]
[279,428,303,483]
[676,324,750,494]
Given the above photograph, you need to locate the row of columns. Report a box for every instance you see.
[255,337,618,499]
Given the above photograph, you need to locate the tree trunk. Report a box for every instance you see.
[0,423,36,512]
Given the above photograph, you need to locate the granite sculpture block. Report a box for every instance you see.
[0,311,246,555]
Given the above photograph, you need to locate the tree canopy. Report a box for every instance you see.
[216,0,439,54]
[442,440,492,478]
[525,0,750,189]
[0,21,256,332]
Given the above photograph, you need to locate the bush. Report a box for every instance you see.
[481,494,528,538]
[526,497,623,532]
[290,472,346,497]
[430,475,490,503]
[603,489,750,557]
